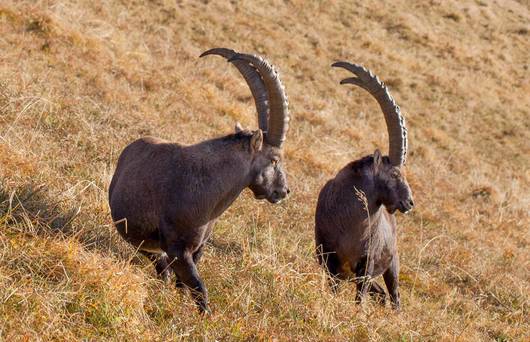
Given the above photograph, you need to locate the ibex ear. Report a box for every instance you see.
[373,149,383,171]
[235,122,243,133]
[250,129,263,153]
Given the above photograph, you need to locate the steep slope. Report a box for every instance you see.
[0,0,528,340]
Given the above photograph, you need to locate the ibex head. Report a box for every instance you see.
[243,128,289,203]
[372,149,413,214]
[202,49,291,203]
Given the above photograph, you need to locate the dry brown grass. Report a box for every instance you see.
[0,0,528,340]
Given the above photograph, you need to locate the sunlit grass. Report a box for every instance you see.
[0,0,528,340]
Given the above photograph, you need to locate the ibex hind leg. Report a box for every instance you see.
[317,245,342,293]
[354,257,386,305]
[140,250,174,283]
[367,281,386,304]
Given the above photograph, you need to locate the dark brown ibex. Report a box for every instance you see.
[109,48,290,313]
[315,62,413,309]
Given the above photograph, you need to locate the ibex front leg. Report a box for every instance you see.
[383,255,400,310]
[170,251,209,313]
[354,256,378,304]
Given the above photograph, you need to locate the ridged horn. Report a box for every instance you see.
[332,61,407,166]
[228,53,289,148]
[200,48,269,132]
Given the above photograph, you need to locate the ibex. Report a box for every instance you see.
[109,48,290,313]
[315,62,413,309]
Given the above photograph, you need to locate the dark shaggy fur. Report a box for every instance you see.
[109,127,289,313]
[315,150,413,309]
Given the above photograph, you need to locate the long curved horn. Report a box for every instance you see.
[228,53,289,148]
[200,48,269,132]
[332,62,407,166]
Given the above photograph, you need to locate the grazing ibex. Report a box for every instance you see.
[315,62,413,309]
[109,48,290,313]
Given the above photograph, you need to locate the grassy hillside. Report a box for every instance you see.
[0,0,528,340]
